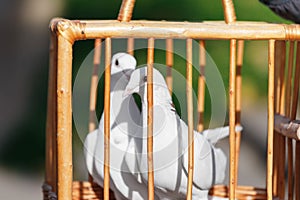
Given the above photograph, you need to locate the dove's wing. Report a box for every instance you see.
[180,119,228,190]
[180,118,216,190]
[202,125,243,145]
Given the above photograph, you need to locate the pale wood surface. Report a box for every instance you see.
[235,40,244,189]
[103,38,112,200]
[286,41,295,200]
[50,19,300,43]
[186,38,194,200]
[147,38,155,200]
[229,39,237,200]
[267,40,275,200]
[166,38,173,94]
[197,40,205,132]
[56,32,73,200]
[117,0,135,22]
[89,39,101,133]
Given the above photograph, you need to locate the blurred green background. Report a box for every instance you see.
[0,0,290,199]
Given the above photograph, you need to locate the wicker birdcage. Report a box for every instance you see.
[43,0,300,199]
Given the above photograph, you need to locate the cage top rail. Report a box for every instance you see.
[50,18,300,43]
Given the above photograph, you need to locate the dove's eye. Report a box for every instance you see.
[143,76,147,82]
[115,59,119,66]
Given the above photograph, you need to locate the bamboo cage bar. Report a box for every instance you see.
[221,2,244,193]
[267,39,275,200]
[286,41,295,200]
[273,41,286,199]
[295,42,300,200]
[166,38,173,94]
[235,39,244,187]
[89,39,101,132]
[147,37,155,200]
[45,31,58,193]
[127,38,134,55]
[186,38,194,200]
[50,19,300,42]
[119,0,135,56]
[103,38,112,200]
[279,42,286,116]
[273,43,279,197]
[221,0,236,24]
[197,40,205,132]
[117,0,135,22]
[229,39,237,200]
[290,41,300,200]
[210,185,267,199]
[291,42,300,121]
[56,32,73,200]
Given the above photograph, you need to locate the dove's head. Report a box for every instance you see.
[123,67,171,104]
[110,53,137,79]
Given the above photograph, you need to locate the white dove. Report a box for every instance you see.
[84,53,153,200]
[123,67,241,200]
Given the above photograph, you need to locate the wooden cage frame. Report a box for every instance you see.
[43,0,300,199]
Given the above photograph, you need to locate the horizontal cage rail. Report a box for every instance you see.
[50,18,300,42]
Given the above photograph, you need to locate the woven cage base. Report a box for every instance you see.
[209,185,268,200]
[43,182,268,200]
[43,181,116,200]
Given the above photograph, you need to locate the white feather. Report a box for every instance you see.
[84,53,152,200]
[124,67,243,200]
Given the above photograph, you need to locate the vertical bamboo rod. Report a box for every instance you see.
[88,39,101,183]
[267,39,275,200]
[286,42,294,116]
[229,39,237,200]
[127,38,134,56]
[186,38,194,200]
[56,34,73,200]
[147,37,155,200]
[89,39,101,132]
[166,38,173,94]
[46,32,58,192]
[104,38,112,200]
[273,44,286,200]
[286,41,295,200]
[294,42,300,200]
[272,41,281,196]
[274,41,280,114]
[197,40,205,132]
[235,40,244,185]
[291,42,300,120]
[279,41,287,115]
[277,41,286,200]
[289,41,300,200]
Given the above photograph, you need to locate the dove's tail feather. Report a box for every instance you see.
[201,125,243,145]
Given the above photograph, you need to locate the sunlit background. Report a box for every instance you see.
[0,0,290,199]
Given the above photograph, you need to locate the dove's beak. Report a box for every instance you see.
[122,89,132,98]
[123,88,133,98]
[123,85,139,98]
